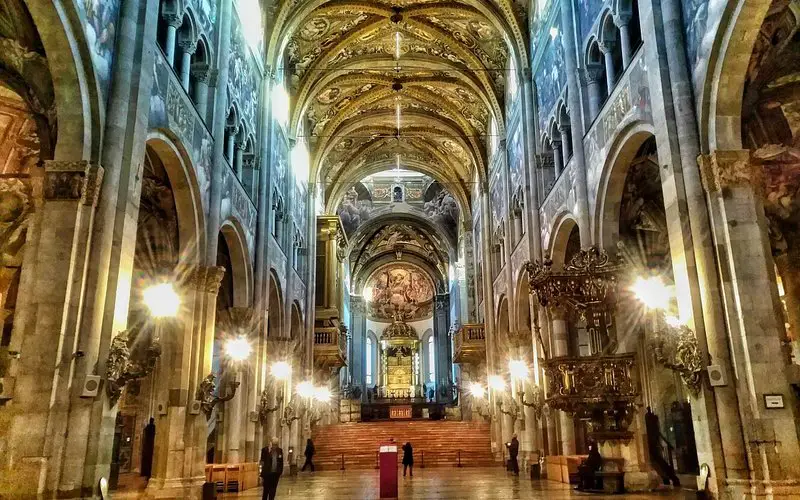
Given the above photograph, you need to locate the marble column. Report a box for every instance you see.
[583,65,604,121]
[558,125,571,163]
[558,0,591,244]
[614,14,633,69]
[699,150,800,494]
[600,42,617,91]
[551,139,563,177]
[234,143,244,180]
[163,14,181,67]
[192,65,211,120]
[350,296,367,397]
[178,40,195,92]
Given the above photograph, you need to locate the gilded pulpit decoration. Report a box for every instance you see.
[651,323,704,396]
[196,373,239,418]
[524,246,624,351]
[543,354,638,437]
[106,330,162,405]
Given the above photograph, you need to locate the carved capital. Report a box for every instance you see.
[613,12,632,27]
[598,41,616,55]
[43,160,104,205]
[178,39,197,54]
[698,150,763,195]
[228,307,257,331]
[186,265,226,293]
[191,63,212,83]
[581,65,605,85]
[163,12,182,28]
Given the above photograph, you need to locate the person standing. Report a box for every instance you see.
[260,437,284,500]
[140,417,155,479]
[301,438,315,472]
[402,442,414,477]
[509,434,520,475]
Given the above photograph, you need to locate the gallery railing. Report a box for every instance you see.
[453,324,486,364]
[313,326,347,368]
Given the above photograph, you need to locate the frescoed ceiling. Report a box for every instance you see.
[268,1,528,215]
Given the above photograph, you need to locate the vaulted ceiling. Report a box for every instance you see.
[269,0,529,214]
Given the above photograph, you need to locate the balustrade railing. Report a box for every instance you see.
[453,324,485,364]
[313,327,346,368]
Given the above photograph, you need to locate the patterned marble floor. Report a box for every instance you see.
[223,468,691,500]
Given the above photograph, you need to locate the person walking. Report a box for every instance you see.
[509,434,520,475]
[402,442,414,477]
[301,438,315,472]
[260,437,284,500]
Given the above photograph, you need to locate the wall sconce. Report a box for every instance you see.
[196,373,240,418]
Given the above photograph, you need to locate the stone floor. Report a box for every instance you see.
[222,468,691,499]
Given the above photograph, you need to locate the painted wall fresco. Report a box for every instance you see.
[291,270,307,316]
[423,182,459,242]
[337,182,373,236]
[578,0,604,42]
[190,0,218,46]
[228,20,261,135]
[583,52,652,212]
[539,161,577,251]
[489,167,506,231]
[534,19,566,134]
[221,168,257,259]
[365,264,435,321]
[473,213,484,316]
[149,51,213,212]
[681,0,709,78]
[80,0,121,98]
[507,123,525,192]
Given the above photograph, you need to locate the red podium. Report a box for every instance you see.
[378,442,398,498]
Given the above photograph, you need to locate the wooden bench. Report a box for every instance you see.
[204,462,260,492]
[545,455,588,484]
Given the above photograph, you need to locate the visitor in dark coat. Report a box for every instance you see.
[402,442,414,477]
[508,434,520,475]
[301,438,315,472]
[140,418,155,478]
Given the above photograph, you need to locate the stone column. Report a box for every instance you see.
[350,296,366,396]
[583,66,604,121]
[558,125,571,164]
[192,65,211,120]
[699,150,800,494]
[600,42,617,91]
[434,294,451,401]
[558,0,591,244]
[552,139,563,177]
[178,40,195,92]
[549,306,575,455]
[164,14,181,67]
[234,143,244,179]
[3,162,103,497]
[206,0,234,263]
[614,14,633,69]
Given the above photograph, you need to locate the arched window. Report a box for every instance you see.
[366,336,373,385]
[427,335,435,383]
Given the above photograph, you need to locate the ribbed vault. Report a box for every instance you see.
[269,0,529,213]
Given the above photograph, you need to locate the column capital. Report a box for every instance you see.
[598,40,617,55]
[581,65,605,85]
[226,306,258,331]
[178,39,197,54]
[191,63,212,83]
[185,265,226,293]
[613,12,632,27]
[698,149,763,195]
[163,12,182,28]
[43,160,104,206]
[350,295,365,314]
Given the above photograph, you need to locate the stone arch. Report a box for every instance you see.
[593,121,656,250]
[19,0,103,161]
[219,218,253,307]
[701,0,774,151]
[145,130,207,264]
[585,36,604,67]
[267,269,284,338]
[289,300,303,340]
[548,212,580,268]
[495,294,510,358]
[598,9,618,45]
[515,268,532,336]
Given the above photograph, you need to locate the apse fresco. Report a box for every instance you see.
[681,0,708,76]
[535,17,566,133]
[80,0,120,98]
[365,264,435,321]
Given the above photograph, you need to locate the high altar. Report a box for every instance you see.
[379,314,420,399]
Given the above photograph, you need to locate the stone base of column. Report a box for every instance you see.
[725,479,800,498]
[145,475,206,499]
[624,471,661,492]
